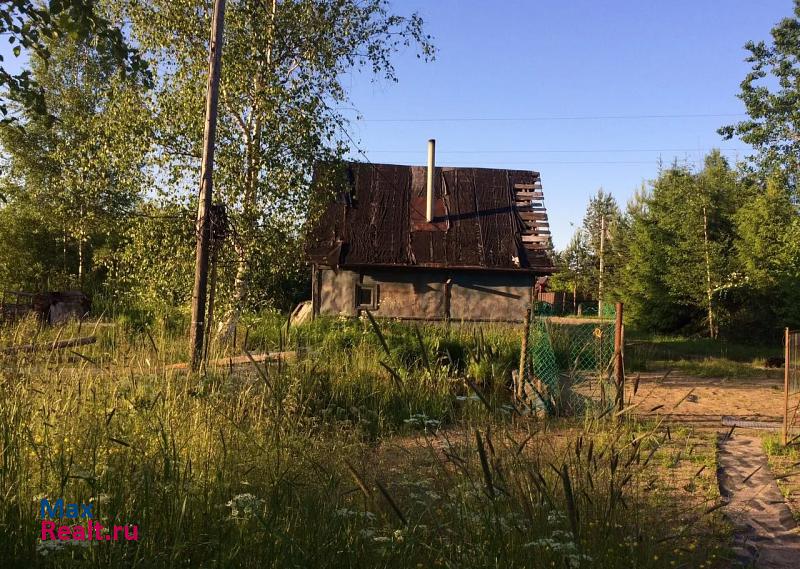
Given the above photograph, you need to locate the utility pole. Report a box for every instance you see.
[189,0,226,371]
[598,216,605,318]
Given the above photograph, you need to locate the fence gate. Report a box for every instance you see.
[785,329,800,445]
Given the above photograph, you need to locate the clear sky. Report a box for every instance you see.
[0,1,791,248]
[341,0,793,248]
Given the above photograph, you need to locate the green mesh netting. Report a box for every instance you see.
[524,302,616,415]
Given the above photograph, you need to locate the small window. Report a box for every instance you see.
[356,283,377,310]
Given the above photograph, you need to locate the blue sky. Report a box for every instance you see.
[341,0,792,248]
[0,1,791,248]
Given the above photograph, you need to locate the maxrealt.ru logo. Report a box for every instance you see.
[40,498,139,542]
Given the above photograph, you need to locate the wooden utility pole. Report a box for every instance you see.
[614,302,625,414]
[189,0,227,372]
[598,216,605,317]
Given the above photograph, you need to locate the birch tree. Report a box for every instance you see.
[120,0,434,339]
[0,37,150,290]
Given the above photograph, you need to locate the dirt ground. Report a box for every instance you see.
[625,371,785,427]
[625,371,800,525]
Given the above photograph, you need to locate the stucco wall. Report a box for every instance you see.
[448,271,532,322]
[315,266,534,322]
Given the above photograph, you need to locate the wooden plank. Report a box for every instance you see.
[513,183,543,190]
[165,351,297,371]
[522,235,550,243]
[513,191,544,200]
[522,230,551,236]
[518,212,548,221]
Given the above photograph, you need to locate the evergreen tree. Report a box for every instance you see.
[581,189,623,313]
[549,230,592,313]
[731,172,800,333]
[621,154,743,335]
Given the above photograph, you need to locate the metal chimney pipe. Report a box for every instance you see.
[426,139,435,222]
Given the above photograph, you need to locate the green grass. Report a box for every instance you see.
[651,357,783,378]
[625,332,783,377]
[0,314,731,568]
[625,333,779,362]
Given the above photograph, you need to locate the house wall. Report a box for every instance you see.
[314,266,534,322]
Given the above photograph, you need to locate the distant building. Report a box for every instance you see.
[306,158,554,323]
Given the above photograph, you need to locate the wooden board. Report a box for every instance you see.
[513,191,544,200]
[522,235,550,243]
[165,351,297,371]
[518,212,548,221]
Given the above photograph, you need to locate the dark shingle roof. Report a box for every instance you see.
[307,162,554,273]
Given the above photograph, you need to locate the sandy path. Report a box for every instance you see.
[717,435,800,568]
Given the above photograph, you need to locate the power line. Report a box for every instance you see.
[355,112,747,123]
[344,157,739,166]
[364,147,747,154]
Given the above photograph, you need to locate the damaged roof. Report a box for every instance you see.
[306,162,554,273]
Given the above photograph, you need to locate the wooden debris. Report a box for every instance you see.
[165,351,296,371]
[0,336,97,355]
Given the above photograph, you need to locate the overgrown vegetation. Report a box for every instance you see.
[763,434,800,522]
[0,315,731,568]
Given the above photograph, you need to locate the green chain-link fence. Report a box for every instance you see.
[521,302,617,416]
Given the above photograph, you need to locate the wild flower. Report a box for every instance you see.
[91,494,110,506]
[455,395,481,402]
[226,493,264,521]
[403,414,441,430]
[36,538,91,556]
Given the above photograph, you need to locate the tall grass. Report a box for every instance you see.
[0,314,729,567]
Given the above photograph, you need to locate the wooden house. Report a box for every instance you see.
[306,142,554,323]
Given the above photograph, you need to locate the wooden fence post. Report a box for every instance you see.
[517,308,532,401]
[785,327,790,446]
[614,302,625,414]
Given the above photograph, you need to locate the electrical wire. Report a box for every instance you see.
[364,147,748,155]
[354,112,748,123]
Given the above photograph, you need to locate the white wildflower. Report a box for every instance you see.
[226,493,263,521]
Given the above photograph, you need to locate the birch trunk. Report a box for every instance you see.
[216,241,249,342]
[598,216,605,317]
[216,1,274,344]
